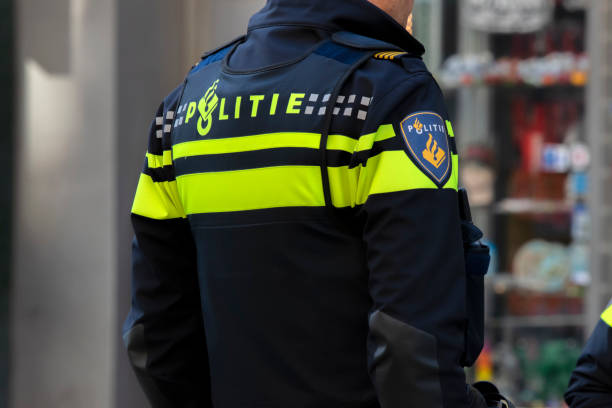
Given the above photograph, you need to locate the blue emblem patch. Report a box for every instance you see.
[400,112,451,187]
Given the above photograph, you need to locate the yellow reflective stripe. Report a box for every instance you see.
[173,132,321,159]
[173,126,396,160]
[327,134,357,153]
[131,173,186,220]
[177,166,324,214]
[601,304,612,327]
[328,165,361,208]
[146,151,173,169]
[328,151,458,208]
[327,125,396,153]
[449,154,459,190]
[356,151,435,204]
[355,124,395,152]
[446,120,455,138]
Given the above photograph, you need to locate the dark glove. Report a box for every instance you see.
[471,382,516,408]
[468,384,488,408]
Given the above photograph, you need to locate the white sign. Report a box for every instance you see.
[464,0,555,34]
[563,0,588,11]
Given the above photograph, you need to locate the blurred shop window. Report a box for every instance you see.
[439,0,591,406]
[463,0,554,34]
[412,0,444,74]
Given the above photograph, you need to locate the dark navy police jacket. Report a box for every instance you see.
[566,302,612,408]
[123,1,481,407]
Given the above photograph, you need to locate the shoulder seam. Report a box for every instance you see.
[370,71,433,115]
[200,35,246,59]
[332,31,403,51]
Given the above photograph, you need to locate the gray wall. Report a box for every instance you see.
[114,2,264,406]
[12,0,116,406]
[586,0,612,334]
[12,0,263,407]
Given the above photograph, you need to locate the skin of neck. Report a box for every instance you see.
[367,0,414,27]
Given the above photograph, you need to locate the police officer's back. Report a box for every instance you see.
[123,1,480,407]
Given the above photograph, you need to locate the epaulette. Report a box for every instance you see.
[331,31,421,66]
[332,31,402,51]
[373,49,427,75]
[190,35,245,74]
[200,35,246,59]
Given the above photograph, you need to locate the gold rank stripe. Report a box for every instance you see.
[374,51,407,60]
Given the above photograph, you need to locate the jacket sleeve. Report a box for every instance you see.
[353,72,468,408]
[565,304,612,408]
[122,85,212,408]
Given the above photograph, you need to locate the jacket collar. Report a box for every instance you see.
[247,0,425,56]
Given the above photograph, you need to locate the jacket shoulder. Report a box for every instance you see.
[331,31,428,77]
[189,35,245,74]
[331,31,402,51]
[200,35,245,59]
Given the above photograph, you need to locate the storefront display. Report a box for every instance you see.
[437,1,591,406]
[463,0,554,34]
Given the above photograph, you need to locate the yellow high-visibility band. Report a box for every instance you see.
[355,124,395,151]
[173,132,321,160]
[446,120,455,138]
[146,150,173,169]
[328,151,458,208]
[327,125,396,153]
[449,154,459,189]
[131,173,186,220]
[173,125,396,160]
[326,134,358,153]
[601,303,612,327]
[356,151,436,204]
[328,165,361,208]
[177,165,324,214]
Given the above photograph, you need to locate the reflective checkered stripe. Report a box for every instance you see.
[132,88,187,221]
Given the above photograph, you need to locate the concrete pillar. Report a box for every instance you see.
[11,0,116,406]
[12,0,264,407]
[585,0,612,334]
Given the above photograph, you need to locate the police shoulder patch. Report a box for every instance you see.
[400,111,451,187]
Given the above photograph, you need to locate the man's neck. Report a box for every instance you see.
[367,0,413,27]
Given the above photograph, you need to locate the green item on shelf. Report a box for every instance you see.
[515,340,582,405]
[537,341,581,402]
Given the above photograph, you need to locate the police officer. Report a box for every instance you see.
[565,301,612,407]
[123,0,507,407]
